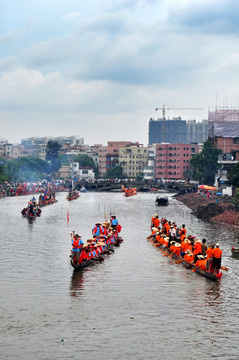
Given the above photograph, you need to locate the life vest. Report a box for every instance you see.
[72,238,81,249]
[117,224,122,233]
[93,225,102,236]
[102,227,108,236]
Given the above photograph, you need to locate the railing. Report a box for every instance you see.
[218,154,236,161]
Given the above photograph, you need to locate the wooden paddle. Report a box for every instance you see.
[92,257,104,262]
[221,266,229,271]
[175,259,184,265]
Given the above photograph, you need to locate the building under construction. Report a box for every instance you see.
[208,108,239,159]
[148,117,208,145]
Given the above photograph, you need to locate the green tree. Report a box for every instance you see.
[190,140,221,185]
[0,159,8,183]
[226,162,239,198]
[5,157,49,182]
[104,165,123,179]
[227,162,239,188]
[73,154,97,176]
[46,141,62,177]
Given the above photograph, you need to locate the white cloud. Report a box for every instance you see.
[0,0,239,145]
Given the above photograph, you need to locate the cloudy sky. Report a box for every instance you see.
[0,0,239,146]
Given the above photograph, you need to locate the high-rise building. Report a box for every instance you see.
[148,117,208,145]
[155,143,199,180]
[148,117,187,144]
[186,119,208,144]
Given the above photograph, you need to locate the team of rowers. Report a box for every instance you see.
[70,215,122,264]
[122,185,137,197]
[38,191,56,206]
[150,214,223,275]
[67,190,80,201]
[21,197,41,218]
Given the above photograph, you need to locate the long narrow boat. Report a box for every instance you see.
[148,237,222,281]
[70,221,123,270]
[66,191,80,201]
[21,207,41,219]
[71,236,123,270]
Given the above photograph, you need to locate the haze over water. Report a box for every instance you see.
[1,191,239,360]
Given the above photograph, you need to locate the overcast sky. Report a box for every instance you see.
[0,0,239,146]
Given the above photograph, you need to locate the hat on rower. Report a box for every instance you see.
[174,243,181,247]
[197,255,204,259]
[171,241,176,245]
[153,213,157,218]
[195,238,201,243]
[184,238,191,244]
[216,243,220,247]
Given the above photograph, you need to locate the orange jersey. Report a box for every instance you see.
[194,242,202,255]
[213,248,222,259]
[180,228,186,241]
[206,247,214,259]
[154,218,160,228]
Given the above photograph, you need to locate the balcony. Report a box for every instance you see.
[218,154,238,165]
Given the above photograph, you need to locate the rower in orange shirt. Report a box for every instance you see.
[212,243,222,273]
[206,243,214,272]
[151,214,157,228]
[154,216,160,228]
[195,255,207,271]
[193,238,202,263]
[179,224,187,242]
[182,238,192,253]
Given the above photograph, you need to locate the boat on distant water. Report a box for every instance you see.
[122,185,137,197]
[80,186,87,193]
[66,190,80,201]
[231,246,239,258]
[155,196,168,206]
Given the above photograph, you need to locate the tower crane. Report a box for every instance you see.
[155,104,203,119]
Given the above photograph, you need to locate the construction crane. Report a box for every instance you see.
[155,104,203,119]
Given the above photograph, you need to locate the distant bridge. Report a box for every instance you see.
[75,180,196,193]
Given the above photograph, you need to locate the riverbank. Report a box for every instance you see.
[175,192,239,226]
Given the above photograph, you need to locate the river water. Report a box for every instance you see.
[0,191,239,360]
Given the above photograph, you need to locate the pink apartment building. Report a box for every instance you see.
[155,143,199,180]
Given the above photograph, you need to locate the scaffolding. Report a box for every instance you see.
[208,108,239,140]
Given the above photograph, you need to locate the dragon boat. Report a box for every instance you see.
[66,190,80,201]
[147,235,222,281]
[70,225,123,270]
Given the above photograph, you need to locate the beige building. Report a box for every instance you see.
[119,144,148,178]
